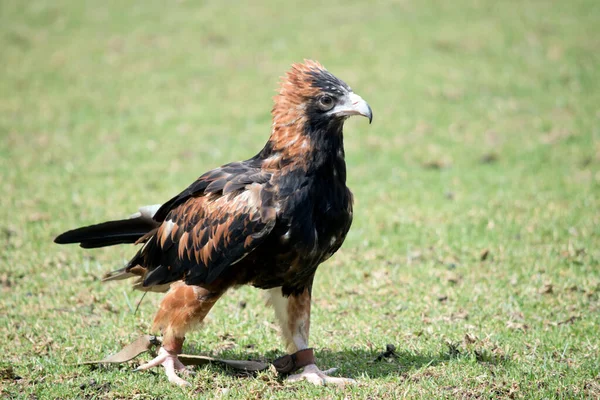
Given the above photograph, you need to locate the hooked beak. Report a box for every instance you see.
[330,92,373,124]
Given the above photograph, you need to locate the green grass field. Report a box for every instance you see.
[2,0,599,398]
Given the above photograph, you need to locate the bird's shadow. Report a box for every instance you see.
[202,345,509,379]
[87,344,509,382]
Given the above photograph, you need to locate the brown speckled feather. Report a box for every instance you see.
[129,164,276,288]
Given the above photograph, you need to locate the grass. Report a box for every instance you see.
[1,0,599,398]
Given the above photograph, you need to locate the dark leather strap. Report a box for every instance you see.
[76,335,315,375]
[272,348,315,375]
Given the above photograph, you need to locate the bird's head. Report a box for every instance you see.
[272,60,372,127]
[266,60,372,163]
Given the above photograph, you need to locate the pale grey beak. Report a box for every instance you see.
[330,92,373,124]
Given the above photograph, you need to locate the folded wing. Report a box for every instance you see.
[131,163,276,288]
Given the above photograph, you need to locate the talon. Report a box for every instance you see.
[321,367,338,375]
[134,352,169,371]
[286,364,355,386]
[135,347,192,387]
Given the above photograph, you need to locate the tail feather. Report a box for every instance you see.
[102,266,136,282]
[103,265,170,292]
[55,204,170,292]
[54,218,158,248]
[54,204,162,249]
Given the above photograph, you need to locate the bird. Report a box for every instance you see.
[55,60,372,387]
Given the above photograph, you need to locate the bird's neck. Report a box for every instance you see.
[258,118,347,179]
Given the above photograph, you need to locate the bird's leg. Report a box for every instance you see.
[267,287,356,386]
[136,282,222,387]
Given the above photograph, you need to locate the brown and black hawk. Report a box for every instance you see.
[55,60,372,386]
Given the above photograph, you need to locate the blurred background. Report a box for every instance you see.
[1,0,599,398]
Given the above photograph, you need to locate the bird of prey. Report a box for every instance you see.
[55,60,372,386]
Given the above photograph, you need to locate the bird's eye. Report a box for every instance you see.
[318,95,335,111]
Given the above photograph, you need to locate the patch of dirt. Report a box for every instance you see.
[480,153,499,164]
[373,344,398,362]
[584,378,600,397]
[79,379,112,399]
[0,364,21,381]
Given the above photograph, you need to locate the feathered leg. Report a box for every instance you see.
[267,287,355,386]
[136,282,223,386]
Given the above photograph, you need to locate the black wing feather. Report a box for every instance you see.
[136,162,275,287]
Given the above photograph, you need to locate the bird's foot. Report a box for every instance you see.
[286,364,356,386]
[134,347,193,387]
